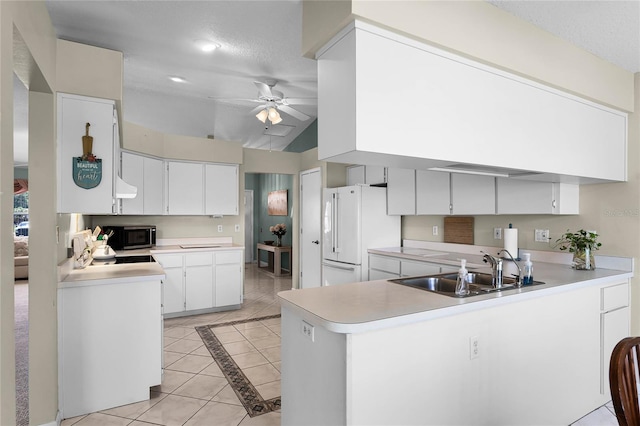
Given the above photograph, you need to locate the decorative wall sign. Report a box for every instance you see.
[268,190,288,215]
[73,122,102,189]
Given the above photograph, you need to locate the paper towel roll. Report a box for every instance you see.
[504,228,518,259]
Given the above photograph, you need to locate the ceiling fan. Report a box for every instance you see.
[212,80,316,124]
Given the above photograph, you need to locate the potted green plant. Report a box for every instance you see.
[555,229,601,270]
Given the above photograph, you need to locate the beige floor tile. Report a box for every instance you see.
[61,415,87,426]
[231,350,269,369]
[157,369,195,393]
[163,327,196,339]
[238,410,281,425]
[164,338,203,354]
[211,325,236,334]
[165,354,213,374]
[137,394,207,426]
[234,320,267,331]
[73,412,132,425]
[189,345,213,357]
[211,384,243,406]
[222,340,256,355]
[163,351,185,368]
[258,346,280,363]
[100,391,166,420]
[183,331,206,341]
[265,324,281,336]
[249,335,281,350]
[259,318,281,327]
[242,364,281,386]
[272,361,281,372]
[239,325,276,340]
[184,401,247,426]
[164,317,191,328]
[216,330,247,344]
[254,380,280,400]
[199,361,225,377]
[163,337,179,347]
[173,374,229,400]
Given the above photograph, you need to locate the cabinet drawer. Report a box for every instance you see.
[216,251,242,265]
[369,255,400,274]
[602,283,629,311]
[185,253,213,267]
[153,254,182,268]
[401,261,440,277]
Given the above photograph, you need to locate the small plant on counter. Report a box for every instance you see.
[555,229,601,270]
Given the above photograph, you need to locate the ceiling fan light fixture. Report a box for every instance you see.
[256,109,268,123]
[270,113,283,125]
[267,107,281,123]
[169,75,186,83]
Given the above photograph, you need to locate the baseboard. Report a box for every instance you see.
[37,410,61,426]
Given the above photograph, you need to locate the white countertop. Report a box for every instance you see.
[58,237,245,288]
[278,249,633,334]
[369,246,488,268]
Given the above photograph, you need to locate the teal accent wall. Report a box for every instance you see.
[14,167,28,179]
[283,119,317,153]
[245,173,293,270]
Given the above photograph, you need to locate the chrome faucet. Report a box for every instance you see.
[498,249,522,287]
[481,251,504,289]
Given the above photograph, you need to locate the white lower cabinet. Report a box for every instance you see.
[600,282,630,394]
[368,254,456,280]
[185,253,214,311]
[155,249,243,317]
[215,251,244,307]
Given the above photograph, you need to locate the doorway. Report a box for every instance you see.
[244,173,293,272]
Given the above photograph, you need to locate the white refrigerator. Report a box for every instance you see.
[322,185,400,286]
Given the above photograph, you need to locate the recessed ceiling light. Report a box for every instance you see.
[169,76,186,83]
[195,39,221,53]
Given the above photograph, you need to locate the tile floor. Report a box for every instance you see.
[56,263,617,426]
[60,263,292,426]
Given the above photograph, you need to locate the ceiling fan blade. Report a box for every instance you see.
[282,98,317,106]
[278,105,310,121]
[254,81,273,99]
[249,105,265,115]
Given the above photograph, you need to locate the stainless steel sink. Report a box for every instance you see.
[390,272,544,298]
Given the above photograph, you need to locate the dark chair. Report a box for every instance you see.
[610,337,640,426]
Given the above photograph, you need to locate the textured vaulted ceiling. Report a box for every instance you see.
[13,1,640,167]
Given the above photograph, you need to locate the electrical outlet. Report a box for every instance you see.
[235,224,240,232]
[432,225,438,236]
[470,336,479,359]
[217,225,223,233]
[301,320,315,342]
[494,228,502,240]
[535,229,550,242]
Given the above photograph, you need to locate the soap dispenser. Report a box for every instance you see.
[455,259,469,296]
[522,252,534,285]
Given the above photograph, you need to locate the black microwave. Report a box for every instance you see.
[102,225,156,250]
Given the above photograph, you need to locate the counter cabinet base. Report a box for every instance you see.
[163,304,241,319]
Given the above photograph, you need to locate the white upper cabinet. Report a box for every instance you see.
[205,164,239,216]
[387,168,415,215]
[450,174,495,215]
[166,161,204,215]
[316,21,627,183]
[122,152,165,215]
[143,156,165,215]
[347,165,387,186]
[57,93,117,214]
[496,178,579,215]
[416,170,451,215]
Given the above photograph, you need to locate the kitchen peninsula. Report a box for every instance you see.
[278,243,632,425]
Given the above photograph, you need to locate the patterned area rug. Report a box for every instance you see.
[196,315,281,417]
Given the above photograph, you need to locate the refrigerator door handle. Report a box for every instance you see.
[334,194,340,253]
[331,193,338,253]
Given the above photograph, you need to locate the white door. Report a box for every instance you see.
[244,190,254,263]
[300,168,322,289]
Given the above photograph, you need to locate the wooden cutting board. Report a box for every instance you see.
[444,217,474,245]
